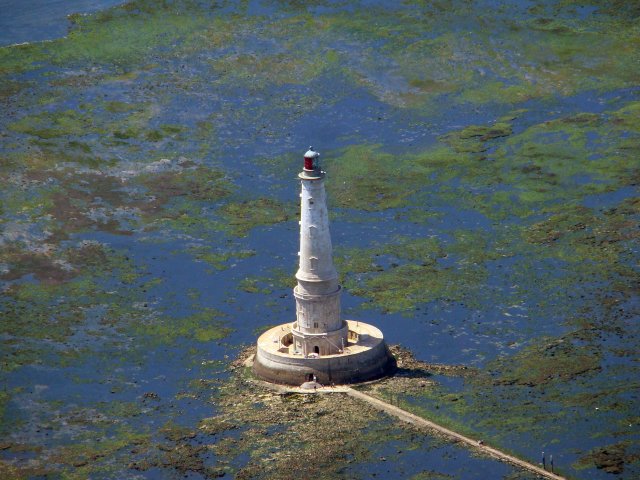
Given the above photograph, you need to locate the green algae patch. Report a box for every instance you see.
[146,189,296,240]
[442,122,513,154]
[206,14,344,90]
[354,262,475,314]
[365,344,607,471]
[219,198,293,237]
[523,200,638,276]
[144,124,186,142]
[148,206,222,238]
[2,281,85,342]
[9,109,95,140]
[9,102,154,144]
[132,308,231,344]
[136,164,227,194]
[1,0,639,112]
[409,471,455,480]
[199,416,237,436]
[266,266,297,290]
[491,336,602,387]
[0,344,48,373]
[187,245,255,270]
[574,441,640,475]
[0,390,12,430]
[239,277,272,295]
[159,421,196,442]
[324,124,509,214]
[422,103,640,222]
[0,242,138,345]
[98,400,145,420]
[210,52,321,88]
[0,2,638,479]
[308,3,640,107]
[50,427,152,479]
[402,320,638,456]
[0,0,211,75]
[335,233,498,314]
[150,444,220,477]
[488,106,639,209]
[0,460,50,480]
[326,144,429,211]
[138,166,234,229]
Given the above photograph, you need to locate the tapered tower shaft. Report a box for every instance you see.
[252,146,395,385]
[291,148,347,356]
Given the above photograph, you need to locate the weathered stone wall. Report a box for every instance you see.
[291,320,349,357]
[253,338,396,385]
[293,285,342,334]
[296,176,337,286]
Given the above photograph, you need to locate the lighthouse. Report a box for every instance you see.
[292,148,348,357]
[252,147,395,386]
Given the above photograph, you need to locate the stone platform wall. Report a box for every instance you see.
[253,339,396,385]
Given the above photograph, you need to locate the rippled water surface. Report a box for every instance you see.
[0,1,638,478]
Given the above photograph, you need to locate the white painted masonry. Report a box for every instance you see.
[253,147,395,385]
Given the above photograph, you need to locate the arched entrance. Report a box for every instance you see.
[314,346,320,355]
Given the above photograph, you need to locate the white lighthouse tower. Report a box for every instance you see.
[253,147,395,386]
[291,148,348,357]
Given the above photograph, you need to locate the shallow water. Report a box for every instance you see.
[1,0,638,478]
[0,0,124,46]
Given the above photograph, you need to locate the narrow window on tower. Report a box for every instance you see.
[310,257,318,271]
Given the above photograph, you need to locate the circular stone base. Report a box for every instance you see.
[253,320,396,386]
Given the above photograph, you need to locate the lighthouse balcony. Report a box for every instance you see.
[292,320,348,335]
[294,283,341,298]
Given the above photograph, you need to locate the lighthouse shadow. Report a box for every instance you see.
[388,345,437,380]
[394,366,433,380]
[387,345,472,381]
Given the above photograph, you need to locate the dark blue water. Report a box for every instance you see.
[0,0,123,46]
[1,1,638,478]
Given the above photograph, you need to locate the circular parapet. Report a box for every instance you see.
[253,320,396,386]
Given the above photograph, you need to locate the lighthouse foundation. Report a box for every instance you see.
[252,147,395,386]
[253,320,396,385]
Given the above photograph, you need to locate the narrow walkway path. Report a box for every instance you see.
[244,355,565,479]
[346,388,566,480]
